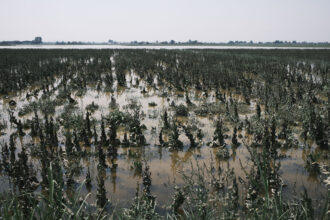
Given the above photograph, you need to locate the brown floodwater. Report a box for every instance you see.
[0,71,328,209]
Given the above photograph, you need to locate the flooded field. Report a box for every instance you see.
[0,49,329,219]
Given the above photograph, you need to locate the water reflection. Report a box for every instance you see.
[0,61,327,208]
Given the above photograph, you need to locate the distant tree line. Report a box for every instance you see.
[0,37,42,46]
[125,40,330,46]
[1,37,329,47]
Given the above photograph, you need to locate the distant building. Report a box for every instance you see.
[32,37,42,44]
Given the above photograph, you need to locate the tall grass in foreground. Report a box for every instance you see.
[245,146,329,220]
[1,155,329,220]
[0,163,107,219]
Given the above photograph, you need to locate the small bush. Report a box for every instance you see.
[175,104,188,117]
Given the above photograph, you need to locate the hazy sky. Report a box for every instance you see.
[1,0,329,42]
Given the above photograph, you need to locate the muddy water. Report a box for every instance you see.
[0,71,328,209]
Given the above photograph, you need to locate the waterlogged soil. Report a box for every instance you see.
[0,68,328,210]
